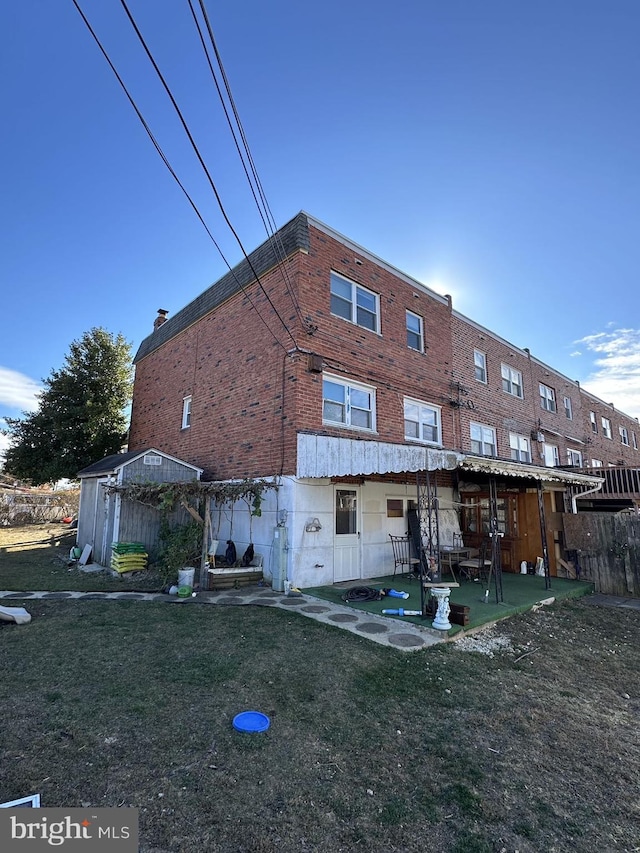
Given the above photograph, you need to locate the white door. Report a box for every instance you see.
[333,487,360,582]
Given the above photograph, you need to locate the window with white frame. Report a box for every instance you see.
[620,426,629,445]
[563,396,573,419]
[330,272,379,332]
[406,311,423,351]
[470,422,496,456]
[591,459,603,467]
[509,433,531,463]
[539,383,556,412]
[322,375,375,430]
[403,398,441,445]
[543,443,560,467]
[633,432,638,450]
[590,411,598,433]
[474,350,487,383]
[602,417,612,439]
[567,448,583,466]
[181,396,192,429]
[501,364,523,398]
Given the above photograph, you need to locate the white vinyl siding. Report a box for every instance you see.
[403,398,442,445]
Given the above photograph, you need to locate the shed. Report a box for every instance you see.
[76,448,203,566]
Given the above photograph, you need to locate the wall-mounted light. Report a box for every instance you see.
[305,517,322,532]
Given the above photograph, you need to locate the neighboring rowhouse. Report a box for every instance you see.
[128,212,639,588]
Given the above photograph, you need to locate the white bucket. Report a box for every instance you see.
[178,567,196,592]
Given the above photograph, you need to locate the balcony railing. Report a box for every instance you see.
[570,466,640,500]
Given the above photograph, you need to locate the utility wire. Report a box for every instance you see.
[190,0,309,333]
[70,0,288,352]
[117,0,299,350]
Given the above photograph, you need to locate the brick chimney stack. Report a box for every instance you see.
[154,309,169,331]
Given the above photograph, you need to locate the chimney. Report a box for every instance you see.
[154,309,168,331]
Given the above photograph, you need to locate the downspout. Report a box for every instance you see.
[570,480,603,514]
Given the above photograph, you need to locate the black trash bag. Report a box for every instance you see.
[225,540,237,566]
[242,543,255,567]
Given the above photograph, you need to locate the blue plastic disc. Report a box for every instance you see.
[232,711,270,733]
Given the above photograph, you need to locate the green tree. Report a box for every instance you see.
[3,328,133,484]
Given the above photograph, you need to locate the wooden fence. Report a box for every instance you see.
[563,511,640,597]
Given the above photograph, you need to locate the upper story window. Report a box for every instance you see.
[602,417,612,439]
[470,422,496,457]
[501,364,523,398]
[330,272,379,333]
[474,350,487,383]
[406,311,423,352]
[322,375,375,431]
[620,426,630,446]
[591,459,603,467]
[181,395,192,429]
[590,411,598,433]
[543,443,560,467]
[539,383,556,412]
[404,398,441,445]
[563,396,573,419]
[509,433,531,463]
[567,448,583,466]
[633,432,638,450]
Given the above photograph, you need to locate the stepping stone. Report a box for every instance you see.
[2,592,34,599]
[327,613,359,623]
[253,599,276,606]
[278,598,304,606]
[79,593,109,600]
[216,597,245,606]
[114,594,145,600]
[387,633,426,648]
[356,622,389,634]
[41,592,73,599]
[301,605,330,613]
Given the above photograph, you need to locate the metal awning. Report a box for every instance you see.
[459,455,604,487]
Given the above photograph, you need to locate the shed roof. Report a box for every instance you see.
[77,448,203,478]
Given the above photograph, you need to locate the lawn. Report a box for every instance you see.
[1,527,639,852]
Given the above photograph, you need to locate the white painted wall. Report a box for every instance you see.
[209,478,458,590]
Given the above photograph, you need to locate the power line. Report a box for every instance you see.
[189,0,309,333]
[117,0,299,350]
[70,0,289,352]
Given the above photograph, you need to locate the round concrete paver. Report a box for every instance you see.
[114,594,145,600]
[387,633,426,648]
[79,593,109,600]
[301,605,330,613]
[355,621,389,634]
[253,598,277,606]
[217,596,246,606]
[278,598,304,606]
[3,592,35,598]
[41,592,73,599]
[328,613,359,623]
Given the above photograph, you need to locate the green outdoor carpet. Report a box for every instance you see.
[303,573,594,634]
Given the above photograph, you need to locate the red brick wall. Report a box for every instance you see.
[129,223,456,479]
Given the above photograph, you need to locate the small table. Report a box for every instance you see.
[439,547,471,574]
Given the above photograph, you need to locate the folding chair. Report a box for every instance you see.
[458,540,492,583]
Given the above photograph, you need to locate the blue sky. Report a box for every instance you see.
[2,0,639,459]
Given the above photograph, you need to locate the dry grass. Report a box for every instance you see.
[1,529,639,852]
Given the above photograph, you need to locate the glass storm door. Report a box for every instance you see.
[333,487,360,582]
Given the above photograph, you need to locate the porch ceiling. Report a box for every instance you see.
[460,455,603,487]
